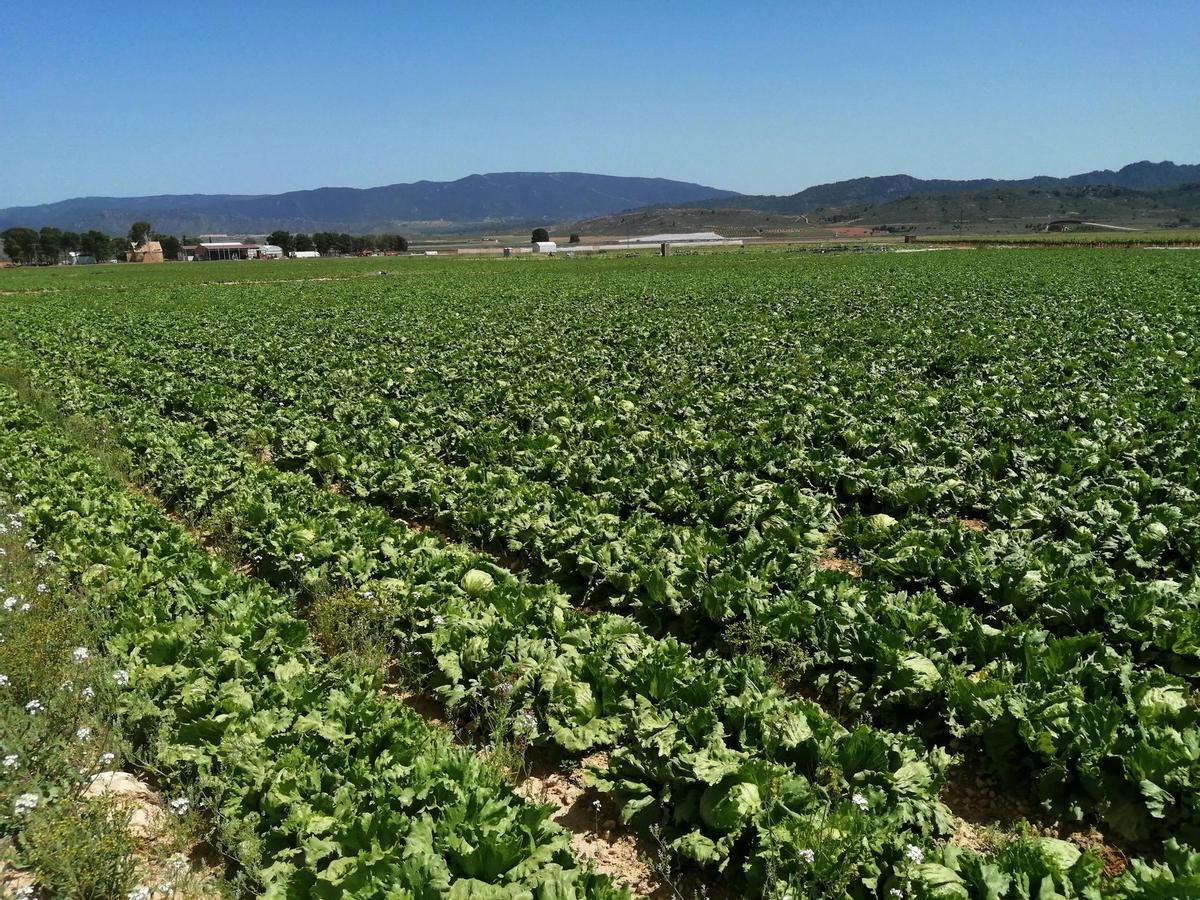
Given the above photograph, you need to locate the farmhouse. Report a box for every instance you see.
[126,240,164,263]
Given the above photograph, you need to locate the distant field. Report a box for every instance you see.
[3,250,1200,896]
[916,229,1200,246]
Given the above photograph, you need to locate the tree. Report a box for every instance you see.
[153,234,181,260]
[80,230,112,261]
[569,233,580,244]
[268,230,294,254]
[378,234,408,252]
[532,227,550,243]
[38,227,64,263]
[2,228,39,264]
[312,232,337,255]
[59,231,81,253]
[293,233,315,252]
[128,221,152,245]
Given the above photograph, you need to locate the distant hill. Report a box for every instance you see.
[577,182,1200,236]
[0,173,740,235]
[678,161,1200,216]
[856,182,1200,230]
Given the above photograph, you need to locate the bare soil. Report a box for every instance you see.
[514,753,670,897]
[817,547,863,577]
[943,766,1129,876]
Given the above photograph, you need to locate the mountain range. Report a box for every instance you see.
[1,161,1197,236]
[0,173,740,235]
[676,161,1200,216]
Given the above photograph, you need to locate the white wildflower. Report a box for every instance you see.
[905,843,924,864]
[798,848,815,864]
[60,680,74,693]
[890,890,905,899]
[113,669,129,686]
[2,597,15,611]
[36,582,48,593]
[81,686,95,699]
[76,726,92,741]
[851,792,868,811]
[432,614,444,626]
[292,552,305,562]
[19,603,30,612]
[127,888,151,900]
[168,796,190,816]
[3,754,17,769]
[14,792,38,814]
[99,752,115,767]
[0,674,9,687]
[73,646,90,663]
[25,699,44,715]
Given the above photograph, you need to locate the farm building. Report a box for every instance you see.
[259,244,285,259]
[563,232,743,253]
[193,241,261,261]
[126,240,164,263]
[615,231,727,245]
[289,250,320,259]
[64,251,97,265]
[531,241,557,254]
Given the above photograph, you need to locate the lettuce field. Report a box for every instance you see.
[2,249,1200,898]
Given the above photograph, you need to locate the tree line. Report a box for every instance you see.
[266,231,408,255]
[1,227,119,265]
[2,222,409,264]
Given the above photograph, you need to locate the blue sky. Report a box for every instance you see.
[1,1,1197,205]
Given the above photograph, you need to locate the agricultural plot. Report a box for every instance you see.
[2,249,1200,897]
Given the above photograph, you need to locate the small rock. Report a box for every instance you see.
[82,770,165,838]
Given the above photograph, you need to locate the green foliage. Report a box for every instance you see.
[1,227,39,264]
[0,392,625,898]
[4,248,1200,895]
[127,220,152,245]
[18,795,140,899]
[308,587,396,671]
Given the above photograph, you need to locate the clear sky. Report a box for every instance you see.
[1,1,1197,206]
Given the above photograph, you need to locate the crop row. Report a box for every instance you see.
[0,372,959,895]
[63,253,1199,649]
[7,311,1200,842]
[8,361,1190,899]
[0,387,626,897]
